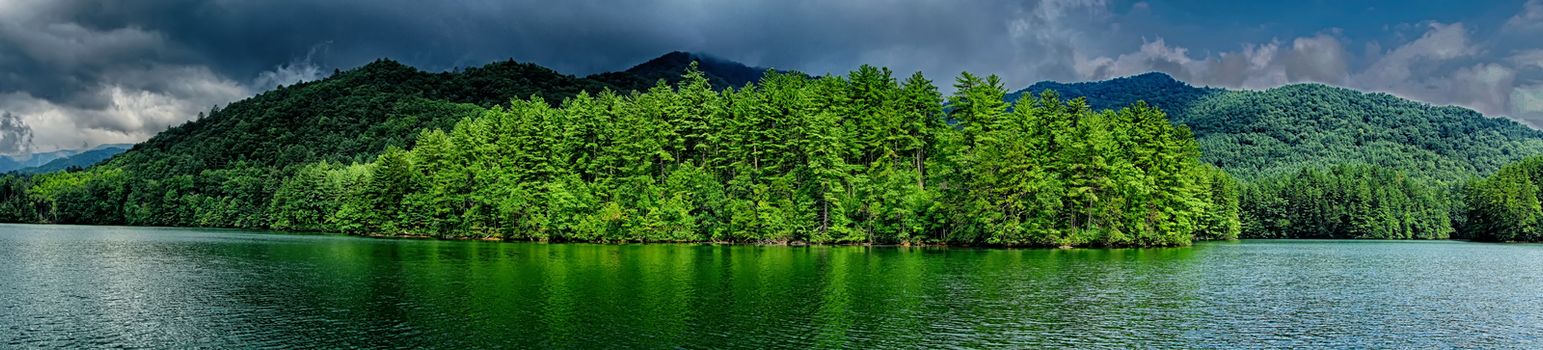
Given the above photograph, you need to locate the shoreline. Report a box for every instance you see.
[0,222,1512,247]
[355,231,1187,249]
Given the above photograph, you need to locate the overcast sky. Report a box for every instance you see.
[1,0,1541,154]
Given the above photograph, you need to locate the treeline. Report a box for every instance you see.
[1238,164,1453,239]
[1463,155,1543,242]
[258,65,1236,246]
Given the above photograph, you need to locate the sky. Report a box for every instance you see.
[0,0,1541,154]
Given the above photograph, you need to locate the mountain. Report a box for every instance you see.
[104,58,606,177]
[1010,73,1543,182]
[0,52,799,226]
[14,144,132,174]
[1007,72,1221,115]
[0,145,133,173]
[587,51,785,91]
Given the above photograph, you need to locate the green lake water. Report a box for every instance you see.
[2,224,1540,348]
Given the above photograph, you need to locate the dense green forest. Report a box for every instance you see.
[265,66,1235,246]
[1238,164,1453,239]
[0,63,1237,247]
[1463,156,1543,242]
[2,51,1542,244]
[1014,73,1543,240]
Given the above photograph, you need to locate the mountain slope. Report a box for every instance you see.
[108,59,611,176]
[1008,72,1221,115]
[1011,73,1543,181]
[2,52,798,227]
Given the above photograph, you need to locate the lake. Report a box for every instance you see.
[1,224,1540,348]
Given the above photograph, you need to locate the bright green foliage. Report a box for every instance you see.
[1239,164,1453,239]
[1193,165,1242,240]
[1462,156,1543,241]
[252,66,1225,246]
[945,85,1214,246]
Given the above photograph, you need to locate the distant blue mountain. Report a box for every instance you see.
[9,144,132,174]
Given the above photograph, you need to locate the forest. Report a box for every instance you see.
[0,64,1238,247]
[1,53,1542,244]
[1463,155,1543,242]
[1013,72,1543,241]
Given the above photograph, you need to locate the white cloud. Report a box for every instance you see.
[1510,49,1543,71]
[252,61,323,92]
[1354,22,1476,91]
[1505,0,1543,33]
[0,65,250,152]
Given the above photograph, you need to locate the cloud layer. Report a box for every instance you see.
[0,0,1540,153]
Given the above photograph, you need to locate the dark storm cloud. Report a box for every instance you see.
[0,0,1124,151]
[1,0,1541,152]
[48,0,1108,80]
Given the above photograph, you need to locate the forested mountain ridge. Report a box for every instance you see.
[1008,72,1221,117]
[1012,73,1543,182]
[110,52,789,178]
[586,51,788,92]
[0,57,625,226]
[108,59,603,174]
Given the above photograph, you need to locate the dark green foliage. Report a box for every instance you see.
[1194,165,1242,240]
[1014,73,1543,182]
[1021,73,1543,240]
[1462,156,1543,242]
[1185,84,1543,182]
[1240,164,1453,239]
[1007,72,1220,116]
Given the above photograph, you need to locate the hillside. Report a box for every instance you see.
[0,52,800,227]
[1007,72,1221,115]
[1011,73,1543,182]
[108,59,604,175]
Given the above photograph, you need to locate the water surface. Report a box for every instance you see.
[2,225,1540,348]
